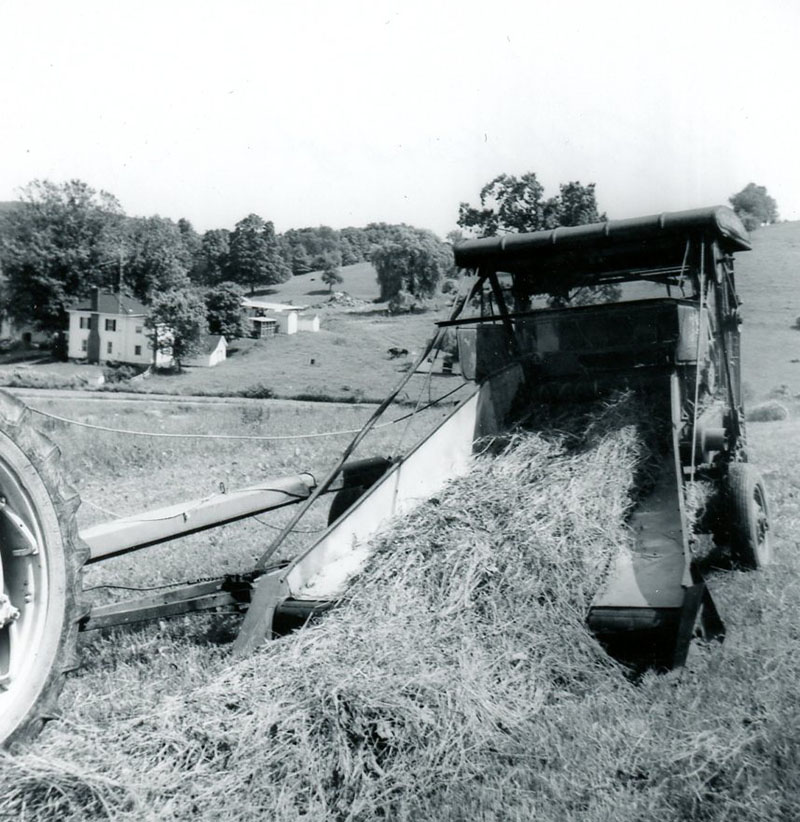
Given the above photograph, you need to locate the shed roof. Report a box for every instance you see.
[242,298,309,312]
[197,335,226,354]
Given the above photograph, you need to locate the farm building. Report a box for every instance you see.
[251,317,279,339]
[184,335,227,367]
[67,288,171,367]
[242,298,320,336]
[0,315,49,348]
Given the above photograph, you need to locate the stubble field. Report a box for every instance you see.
[1,224,800,819]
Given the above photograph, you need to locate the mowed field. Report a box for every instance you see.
[2,388,800,820]
[1,226,800,818]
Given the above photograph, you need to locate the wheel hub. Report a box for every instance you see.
[0,593,19,630]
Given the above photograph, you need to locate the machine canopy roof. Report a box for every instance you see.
[453,206,751,278]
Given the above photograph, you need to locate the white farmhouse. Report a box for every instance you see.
[67,289,171,366]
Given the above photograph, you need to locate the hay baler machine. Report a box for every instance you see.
[0,206,768,747]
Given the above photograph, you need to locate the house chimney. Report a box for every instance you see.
[91,287,101,312]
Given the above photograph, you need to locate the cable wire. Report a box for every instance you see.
[28,383,470,441]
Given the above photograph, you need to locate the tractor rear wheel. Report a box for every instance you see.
[0,391,86,749]
[727,462,771,570]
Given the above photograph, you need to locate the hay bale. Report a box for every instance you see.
[1,392,661,820]
[747,401,789,422]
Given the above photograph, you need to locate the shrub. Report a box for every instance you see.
[388,289,427,315]
[102,361,147,384]
[237,383,275,399]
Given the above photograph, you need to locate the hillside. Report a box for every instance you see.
[735,220,800,399]
[252,261,381,305]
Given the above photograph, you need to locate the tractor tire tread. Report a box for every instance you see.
[0,390,87,749]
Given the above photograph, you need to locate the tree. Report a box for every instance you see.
[0,179,125,331]
[123,216,192,302]
[145,287,208,370]
[196,229,231,285]
[556,181,603,226]
[281,226,342,274]
[321,260,344,293]
[457,173,616,305]
[339,227,371,264]
[228,214,291,293]
[177,218,204,280]
[371,228,454,302]
[457,173,556,237]
[205,281,246,338]
[730,183,778,231]
[457,173,603,237]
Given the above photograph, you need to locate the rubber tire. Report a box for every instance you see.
[727,462,771,570]
[0,391,87,749]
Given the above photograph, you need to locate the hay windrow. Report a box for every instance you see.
[2,392,674,820]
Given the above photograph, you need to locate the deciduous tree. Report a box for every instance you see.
[0,179,125,331]
[205,281,246,338]
[371,228,453,303]
[228,214,290,293]
[321,259,344,293]
[146,287,208,370]
[730,183,778,231]
[124,216,192,301]
[457,173,603,237]
[196,229,231,285]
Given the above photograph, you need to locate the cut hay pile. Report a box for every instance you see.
[2,393,668,820]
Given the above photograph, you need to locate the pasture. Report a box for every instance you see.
[1,223,800,819]
[0,386,798,819]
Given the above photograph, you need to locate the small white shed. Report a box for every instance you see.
[241,299,320,336]
[297,314,320,333]
[185,335,227,367]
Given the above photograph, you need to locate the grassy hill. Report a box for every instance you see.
[139,311,442,402]
[252,261,381,305]
[735,220,800,399]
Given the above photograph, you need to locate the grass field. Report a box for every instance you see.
[735,221,800,399]
[137,310,446,402]
[27,394,455,587]
[254,261,381,304]
[1,224,799,818]
[0,390,798,820]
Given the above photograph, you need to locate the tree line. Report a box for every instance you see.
[0,180,465,332]
[0,174,775,366]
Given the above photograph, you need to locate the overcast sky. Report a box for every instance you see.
[1,0,798,236]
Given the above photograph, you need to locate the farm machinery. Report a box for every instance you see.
[0,205,769,747]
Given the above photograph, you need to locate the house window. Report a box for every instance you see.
[107,341,113,355]
[81,339,88,352]
[80,316,92,330]
[134,345,142,356]
[105,319,117,332]
[135,325,143,334]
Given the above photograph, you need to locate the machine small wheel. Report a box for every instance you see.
[0,391,86,748]
[727,462,771,570]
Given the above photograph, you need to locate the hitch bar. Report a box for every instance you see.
[79,570,334,633]
[80,473,317,563]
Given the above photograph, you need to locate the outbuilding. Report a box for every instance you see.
[185,335,227,367]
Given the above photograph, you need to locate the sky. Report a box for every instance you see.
[1,0,798,237]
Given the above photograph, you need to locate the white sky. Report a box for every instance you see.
[1,0,798,236]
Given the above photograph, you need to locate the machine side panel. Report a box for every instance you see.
[285,390,482,599]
